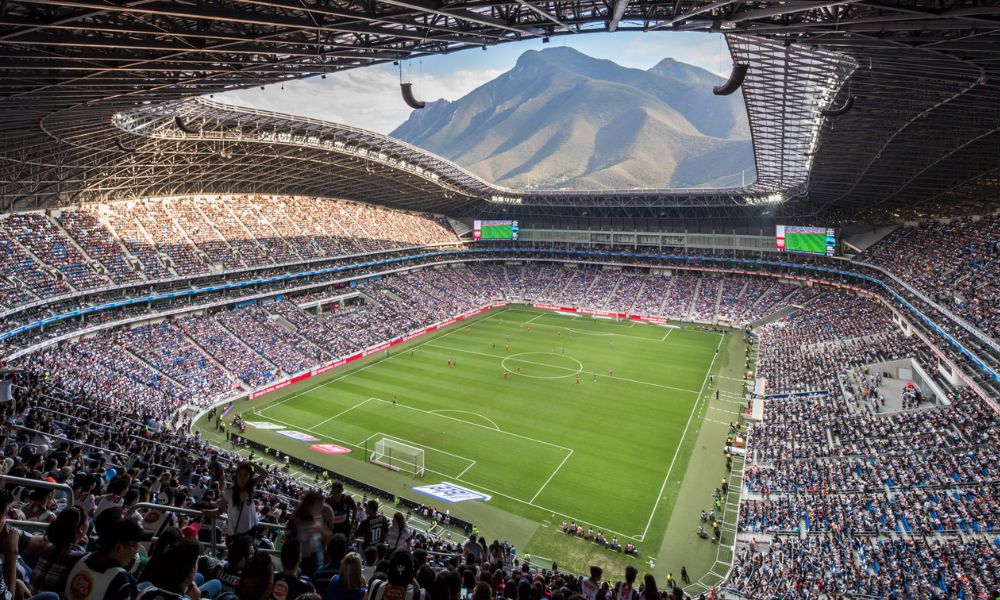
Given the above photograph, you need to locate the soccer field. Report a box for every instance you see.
[233,306,725,563]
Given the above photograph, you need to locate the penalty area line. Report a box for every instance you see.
[529,448,574,504]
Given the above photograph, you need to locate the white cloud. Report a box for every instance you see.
[619,33,730,77]
[215,66,502,135]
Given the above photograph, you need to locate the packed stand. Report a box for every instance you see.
[0,197,460,313]
[729,285,1000,599]
[858,214,1000,340]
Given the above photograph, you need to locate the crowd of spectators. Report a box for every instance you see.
[0,196,460,313]
[0,367,714,600]
[857,213,1000,341]
[661,274,699,319]
[0,238,998,599]
[4,213,108,292]
[729,283,1000,599]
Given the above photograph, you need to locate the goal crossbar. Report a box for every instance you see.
[371,437,425,477]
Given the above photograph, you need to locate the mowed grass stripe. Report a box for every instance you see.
[258,307,716,539]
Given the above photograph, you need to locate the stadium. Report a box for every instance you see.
[0,1,999,599]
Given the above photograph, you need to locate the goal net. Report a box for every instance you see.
[370,438,425,477]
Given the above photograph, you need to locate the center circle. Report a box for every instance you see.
[501,352,584,379]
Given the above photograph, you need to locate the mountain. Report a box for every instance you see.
[389,47,755,190]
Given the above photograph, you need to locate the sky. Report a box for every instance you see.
[215,32,729,135]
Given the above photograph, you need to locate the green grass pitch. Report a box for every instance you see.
[227,307,728,571]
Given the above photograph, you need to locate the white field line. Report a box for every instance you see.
[361,430,476,470]
[257,308,715,544]
[425,343,700,395]
[529,448,574,503]
[429,409,500,431]
[684,455,745,594]
[367,397,572,451]
[262,357,386,414]
[661,329,673,342]
[262,309,507,414]
[714,397,750,406]
[258,407,638,542]
[307,397,375,432]
[520,320,657,341]
[456,461,478,478]
[638,335,723,542]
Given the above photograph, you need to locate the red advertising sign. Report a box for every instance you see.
[310,444,352,455]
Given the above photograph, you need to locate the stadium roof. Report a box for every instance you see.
[1,0,999,222]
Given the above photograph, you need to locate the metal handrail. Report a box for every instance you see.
[14,425,178,473]
[133,502,286,557]
[7,519,50,533]
[0,474,74,507]
[15,425,127,458]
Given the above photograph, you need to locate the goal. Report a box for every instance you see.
[370,438,425,477]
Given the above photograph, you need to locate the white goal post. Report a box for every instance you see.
[370,438,425,477]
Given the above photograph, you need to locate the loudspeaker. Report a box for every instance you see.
[713,64,749,96]
[174,116,200,134]
[400,83,426,109]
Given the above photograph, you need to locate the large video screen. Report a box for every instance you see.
[474,220,519,241]
[776,225,836,256]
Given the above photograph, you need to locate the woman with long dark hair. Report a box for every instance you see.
[385,512,413,552]
[640,574,659,600]
[31,506,89,594]
[211,461,267,539]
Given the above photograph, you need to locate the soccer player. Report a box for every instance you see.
[392,397,397,408]
[608,370,614,377]
[505,344,509,352]
[492,342,495,351]
[502,371,508,380]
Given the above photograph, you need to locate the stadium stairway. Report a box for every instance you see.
[121,346,185,388]
[713,283,724,322]
[4,229,79,292]
[48,212,113,284]
[178,326,239,382]
[214,316,283,372]
[686,277,702,321]
[748,305,799,328]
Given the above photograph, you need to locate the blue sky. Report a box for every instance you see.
[216,32,728,135]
